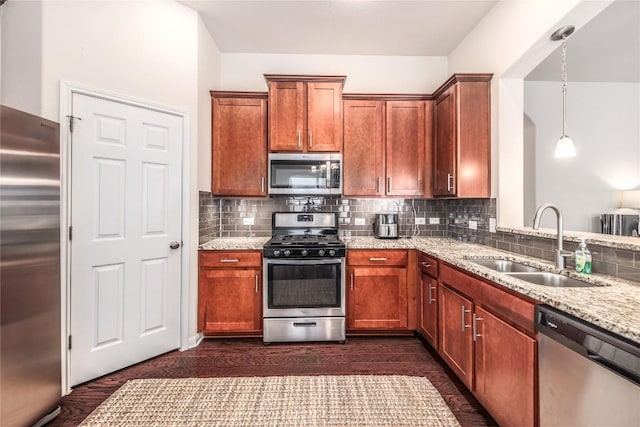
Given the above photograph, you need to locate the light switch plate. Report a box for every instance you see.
[415,217,426,225]
[354,218,365,226]
[242,217,255,226]
[429,217,440,225]
[468,220,478,230]
[489,218,497,233]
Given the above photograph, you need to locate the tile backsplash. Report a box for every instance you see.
[198,192,639,283]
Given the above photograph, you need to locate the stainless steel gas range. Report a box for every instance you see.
[263,212,346,344]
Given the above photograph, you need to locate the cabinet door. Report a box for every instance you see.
[212,96,267,196]
[307,82,342,152]
[418,273,438,349]
[439,283,473,389]
[343,100,385,196]
[385,101,425,196]
[474,306,536,427]
[268,81,305,151]
[348,266,408,330]
[433,87,457,196]
[198,268,262,334]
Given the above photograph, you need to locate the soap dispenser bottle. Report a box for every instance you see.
[575,239,592,274]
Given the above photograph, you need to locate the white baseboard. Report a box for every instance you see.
[182,332,203,351]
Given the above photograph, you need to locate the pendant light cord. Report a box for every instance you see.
[561,36,568,137]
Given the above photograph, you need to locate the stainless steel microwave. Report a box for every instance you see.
[268,153,342,196]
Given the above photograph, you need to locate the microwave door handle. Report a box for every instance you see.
[326,161,331,188]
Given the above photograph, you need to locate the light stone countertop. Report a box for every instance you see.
[199,236,640,344]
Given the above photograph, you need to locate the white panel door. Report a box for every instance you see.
[70,93,182,386]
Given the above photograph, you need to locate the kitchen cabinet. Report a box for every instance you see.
[343,96,431,197]
[417,252,439,349]
[265,75,345,152]
[210,91,267,196]
[438,262,537,427]
[346,250,415,332]
[198,251,262,336]
[432,74,492,198]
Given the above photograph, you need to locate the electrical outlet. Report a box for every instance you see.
[489,218,497,233]
[242,217,255,226]
[354,218,365,226]
[468,220,478,230]
[415,217,426,225]
[429,217,440,225]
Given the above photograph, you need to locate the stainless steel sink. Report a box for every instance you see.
[469,259,542,273]
[505,272,598,288]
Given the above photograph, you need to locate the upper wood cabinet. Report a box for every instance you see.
[210,91,267,196]
[343,96,432,197]
[265,75,345,152]
[432,74,492,198]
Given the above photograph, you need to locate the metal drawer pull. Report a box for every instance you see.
[350,272,354,291]
[420,262,432,268]
[461,306,471,332]
[369,257,388,261]
[377,177,381,193]
[387,177,392,193]
[255,274,259,293]
[428,284,436,304]
[297,130,301,148]
[293,322,317,328]
[261,176,265,193]
[219,259,239,263]
[473,313,484,341]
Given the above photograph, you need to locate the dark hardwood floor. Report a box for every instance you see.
[50,336,496,426]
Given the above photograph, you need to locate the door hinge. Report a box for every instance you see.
[68,335,72,350]
[68,226,72,241]
[66,115,82,132]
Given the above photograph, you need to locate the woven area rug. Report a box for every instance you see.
[79,375,461,426]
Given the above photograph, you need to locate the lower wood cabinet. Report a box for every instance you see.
[198,251,262,336]
[417,252,439,349]
[346,250,413,332]
[438,263,537,427]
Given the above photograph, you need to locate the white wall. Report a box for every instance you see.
[220,53,448,93]
[447,0,612,228]
[0,0,43,114]
[525,81,640,231]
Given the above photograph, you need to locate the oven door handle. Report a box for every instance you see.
[265,258,343,265]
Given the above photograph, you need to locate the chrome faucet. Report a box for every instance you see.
[532,203,572,270]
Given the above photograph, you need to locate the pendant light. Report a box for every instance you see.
[551,25,576,158]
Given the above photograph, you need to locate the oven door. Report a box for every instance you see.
[263,257,345,318]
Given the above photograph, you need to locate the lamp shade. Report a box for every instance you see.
[621,190,640,209]
[554,135,576,158]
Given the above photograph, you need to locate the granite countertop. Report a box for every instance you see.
[199,236,640,344]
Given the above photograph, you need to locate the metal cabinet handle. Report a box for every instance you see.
[350,272,354,291]
[255,274,259,293]
[429,284,436,304]
[473,313,484,341]
[377,177,381,193]
[420,262,432,268]
[261,176,265,193]
[169,241,180,249]
[297,130,301,148]
[369,257,388,262]
[220,259,239,263]
[447,173,454,192]
[387,177,392,193]
[309,130,313,148]
[461,306,471,332]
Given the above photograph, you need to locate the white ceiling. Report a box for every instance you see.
[180,0,497,56]
[526,0,640,82]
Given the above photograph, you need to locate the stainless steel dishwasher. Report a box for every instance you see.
[536,305,640,427]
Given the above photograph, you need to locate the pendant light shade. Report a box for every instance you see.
[551,25,576,159]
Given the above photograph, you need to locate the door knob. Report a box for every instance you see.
[169,241,181,249]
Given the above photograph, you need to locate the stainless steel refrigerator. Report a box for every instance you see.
[1,105,61,426]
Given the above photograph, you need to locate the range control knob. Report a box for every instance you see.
[301,249,308,256]
[329,249,336,257]
[273,250,281,257]
[318,249,326,256]
[284,249,291,257]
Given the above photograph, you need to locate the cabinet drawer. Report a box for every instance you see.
[418,252,439,278]
[347,250,408,267]
[199,250,262,268]
[440,263,536,335]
